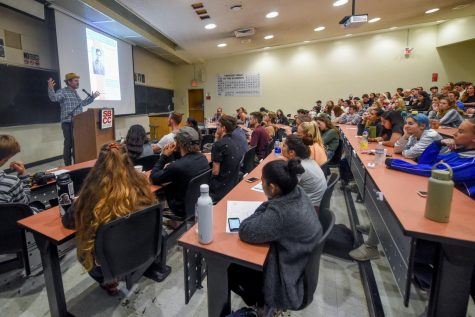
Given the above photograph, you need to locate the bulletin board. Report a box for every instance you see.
[216,73,261,96]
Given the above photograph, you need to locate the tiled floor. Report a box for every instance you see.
[0,162,472,316]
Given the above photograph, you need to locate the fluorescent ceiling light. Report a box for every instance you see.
[333,0,348,7]
[425,8,440,14]
[345,34,352,37]
[304,40,310,43]
[266,11,279,19]
[390,26,398,30]
[314,26,326,32]
[217,43,227,47]
[264,35,274,40]
[368,17,381,23]
[205,23,217,30]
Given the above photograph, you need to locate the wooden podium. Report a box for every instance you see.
[73,108,115,163]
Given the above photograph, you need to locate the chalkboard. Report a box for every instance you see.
[134,84,174,114]
[0,64,61,127]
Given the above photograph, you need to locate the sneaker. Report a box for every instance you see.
[349,243,380,261]
[356,224,370,235]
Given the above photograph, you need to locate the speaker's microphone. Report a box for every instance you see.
[82,89,93,98]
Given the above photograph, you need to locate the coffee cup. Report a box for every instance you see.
[134,165,143,173]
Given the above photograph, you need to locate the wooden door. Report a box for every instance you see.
[188,89,204,123]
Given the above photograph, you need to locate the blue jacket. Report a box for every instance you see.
[385,141,475,198]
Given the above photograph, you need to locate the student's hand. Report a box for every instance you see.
[441,138,457,150]
[151,144,160,153]
[162,142,176,156]
[402,126,411,139]
[47,78,56,89]
[10,161,26,176]
[92,91,101,98]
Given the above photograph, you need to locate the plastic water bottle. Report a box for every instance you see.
[274,141,282,156]
[360,130,369,151]
[374,142,385,166]
[197,184,213,244]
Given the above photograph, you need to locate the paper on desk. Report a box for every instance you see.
[251,182,264,193]
[226,200,262,233]
[51,169,69,176]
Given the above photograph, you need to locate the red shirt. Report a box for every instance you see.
[250,125,269,160]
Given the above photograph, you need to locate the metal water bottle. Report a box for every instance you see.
[57,173,75,218]
[197,184,213,244]
[424,163,454,223]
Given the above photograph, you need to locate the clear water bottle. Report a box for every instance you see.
[374,142,385,166]
[197,184,213,244]
[57,173,74,218]
[274,141,282,156]
[360,130,369,151]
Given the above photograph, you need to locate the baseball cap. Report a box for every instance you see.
[176,126,200,145]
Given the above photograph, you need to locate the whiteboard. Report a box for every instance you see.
[217,73,261,96]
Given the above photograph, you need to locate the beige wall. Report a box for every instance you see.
[437,16,475,47]
[175,22,475,119]
[133,46,176,89]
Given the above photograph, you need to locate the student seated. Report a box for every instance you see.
[125,124,156,161]
[186,117,203,144]
[231,125,248,160]
[337,104,362,125]
[150,127,209,218]
[282,135,327,210]
[291,114,311,133]
[315,115,340,160]
[394,114,442,159]
[430,97,464,128]
[276,109,289,125]
[228,159,322,314]
[263,112,277,140]
[211,107,223,122]
[62,142,156,294]
[358,108,383,136]
[210,115,241,202]
[461,84,475,108]
[0,135,31,204]
[297,121,327,166]
[249,111,270,161]
[156,112,183,152]
[369,110,404,147]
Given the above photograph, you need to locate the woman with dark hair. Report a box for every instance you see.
[125,124,154,161]
[411,91,431,112]
[282,135,327,209]
[431,97,464,128]
[186,117,203,143]
[229,159,322,315]
[275,109,289,125]
[316,115,340,160]
[369,110,404,147]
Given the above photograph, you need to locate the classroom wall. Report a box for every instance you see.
[133,46,175,90]
[174,22,474,119]
[437,16,475,47]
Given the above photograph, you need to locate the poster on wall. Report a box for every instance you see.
[217,73,261,96]
[23,52,40,66]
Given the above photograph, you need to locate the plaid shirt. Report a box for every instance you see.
[0,171,31,204]
[48,87,95,122]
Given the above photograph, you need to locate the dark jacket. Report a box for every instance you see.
[210,134,241,201]
[239,186,322,309]
[150,152,209,216]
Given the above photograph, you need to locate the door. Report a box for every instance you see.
[188,89,204,123]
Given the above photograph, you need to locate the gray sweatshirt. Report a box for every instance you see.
[299,159,327,206]
[239,186,322,310]
[394,129,442,159]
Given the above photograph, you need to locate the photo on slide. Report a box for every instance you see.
[86,28,121,101]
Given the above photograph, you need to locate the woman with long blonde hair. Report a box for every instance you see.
[297,121,328,165]
[66,141,156,294]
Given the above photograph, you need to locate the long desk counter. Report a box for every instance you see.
[339,124,475,317]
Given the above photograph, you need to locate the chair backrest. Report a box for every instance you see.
[200,134,215,150]
[330,139,344,164]
[0,203,34,253]
[298,208,335,310]
[319,173,340,212]
[94,204,162,285]
[266,138,276,156]
[68,167,92,194]
[320,161,331,177]
[241,146,256,174]
[134,154,160,171]
[184,169,212,220]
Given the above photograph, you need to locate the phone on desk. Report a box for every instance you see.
[228,218,241,232]
[245,177,260,183]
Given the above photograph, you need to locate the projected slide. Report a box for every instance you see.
[86,28,121,100]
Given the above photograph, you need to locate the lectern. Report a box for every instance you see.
[73,108,115,163]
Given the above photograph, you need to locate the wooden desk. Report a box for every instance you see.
[339,124,475,317]
[178,154,276,317]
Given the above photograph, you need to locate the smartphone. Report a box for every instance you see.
[228,218,241,232]
[245,177,259,183]
[417,191,428,198]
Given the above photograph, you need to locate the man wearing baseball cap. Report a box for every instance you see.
[150,126,210,219]
[47,73,100,165]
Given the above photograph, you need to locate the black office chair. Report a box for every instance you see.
[134,154,160,171]
[328,139,344,167]
[68,167,92,194]
[0,203,34,276]
[94,204,163,289]
[320,161,331,178]
[319,173,340,213]
[200,134,215,151]
[241,146,256,175]
[266,138,276,156]
[297,208,335,310]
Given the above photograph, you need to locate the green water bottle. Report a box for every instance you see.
[424,162,454,223]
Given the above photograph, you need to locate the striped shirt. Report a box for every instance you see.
[48,87,95,122]
[0,171,31,204]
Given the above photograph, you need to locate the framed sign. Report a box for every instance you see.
[217,73,261,96]
[99,108,113,129]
